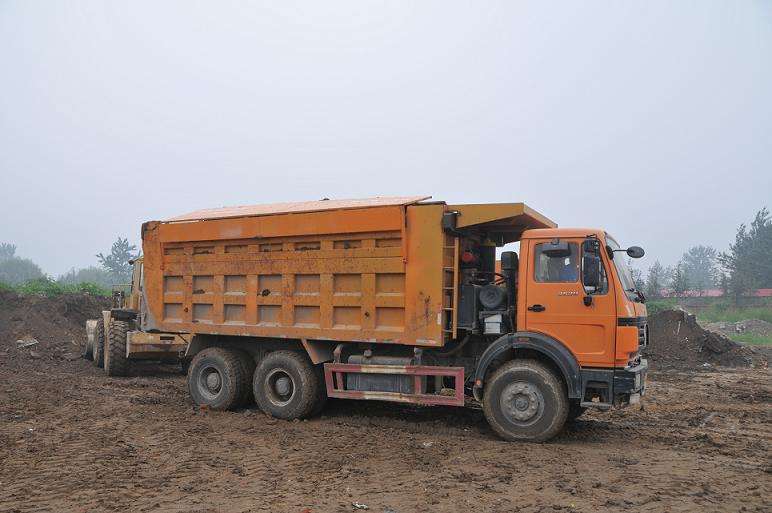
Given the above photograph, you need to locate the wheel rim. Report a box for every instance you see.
[499,381,544,425]
[265,368,296,406]
[199,365,223,400]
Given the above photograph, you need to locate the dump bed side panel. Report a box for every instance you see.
[141,204,445,347]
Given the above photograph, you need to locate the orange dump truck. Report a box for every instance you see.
[92,196,648,441]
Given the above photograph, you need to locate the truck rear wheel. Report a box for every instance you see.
[252,351,320,420]
[92,319,105,368]
[105,320,131,377]
[188,347,248,411]
[482,359,568,442]
[233,349,256,407]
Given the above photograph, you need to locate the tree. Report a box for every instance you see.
[0,256,44,285]
[671,261,689,296]
[96,238,138,284]
[0,242,44,285]
[58,266,113,288]
[644,260,668,299]
[719,207,772,303]
[630,262,645,292]
[0,243,16,261]
[681,245,718,295]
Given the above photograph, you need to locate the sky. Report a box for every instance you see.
[1,1,770,277]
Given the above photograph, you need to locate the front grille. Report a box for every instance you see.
[638,323,648,348]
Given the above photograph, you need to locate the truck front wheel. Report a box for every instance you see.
[482,359,568,442]
[188,348,248,411]
[567,400,587,422]
[252,351,320,420]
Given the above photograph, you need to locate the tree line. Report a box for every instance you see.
[637,208,771,301]
[0,238,139,290]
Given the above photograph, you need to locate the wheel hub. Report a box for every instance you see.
[201,367,222,396]
[274,376,291,396]
[501,382,543,423]
[266,369,296,406]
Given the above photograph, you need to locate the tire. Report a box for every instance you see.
[92,319,105,368]
[252,351,321,420]
[81,322,94,361]
[309,364,328,416]
[232,349,256,407]
[567,400,587,422]
[188,347,248,411]
[105,320,130,377]
[482,359,568,442]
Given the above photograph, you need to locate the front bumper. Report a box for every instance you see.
[579,358,648,409]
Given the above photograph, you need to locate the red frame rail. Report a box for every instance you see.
[323,363,465,406]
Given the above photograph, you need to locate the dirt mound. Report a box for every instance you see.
[703,318,772,338]
[0,290,110,361]
[645,309,766,370]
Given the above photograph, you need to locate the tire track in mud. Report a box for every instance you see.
[1,349,770,513]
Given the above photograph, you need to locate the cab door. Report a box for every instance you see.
[523,238,616,367]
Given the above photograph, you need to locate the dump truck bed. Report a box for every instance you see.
[140,197,554,347]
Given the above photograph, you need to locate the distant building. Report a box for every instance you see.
[661,288,772,298]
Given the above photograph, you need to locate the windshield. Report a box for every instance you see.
[605,235,638,295]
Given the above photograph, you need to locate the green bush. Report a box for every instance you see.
[0,277,111,297]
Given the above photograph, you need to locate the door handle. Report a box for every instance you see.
[527,304,546,312]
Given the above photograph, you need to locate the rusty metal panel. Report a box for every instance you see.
[126,330,188,358]
[141,199,553,349]
[142,204,446,346]
[166,196,431,222]
[447,202,556,231]
[323,363,465,406]
[157,206,407,243]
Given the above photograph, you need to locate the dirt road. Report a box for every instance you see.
[1,347,769,513]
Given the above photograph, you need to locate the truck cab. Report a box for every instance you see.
[514,228,647,408]
[439,214,648,441]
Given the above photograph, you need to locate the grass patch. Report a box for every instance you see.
[698,305,772,324]
[728,333,772,346]
[0,278,111,297]
[645,298,679,315]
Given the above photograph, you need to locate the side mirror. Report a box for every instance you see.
[500,251,518,271]
[582,254,601,288]
[626,246,645,259]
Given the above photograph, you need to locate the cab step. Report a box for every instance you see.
[580,401,613,411]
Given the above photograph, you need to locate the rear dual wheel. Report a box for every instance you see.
[252,351,325,420]
[187,348,326,418]
[188,347,253,411]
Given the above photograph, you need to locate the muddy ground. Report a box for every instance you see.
[1,295,770,513]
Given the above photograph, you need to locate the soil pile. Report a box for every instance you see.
[646,309,766,370]
[0,290,109,361]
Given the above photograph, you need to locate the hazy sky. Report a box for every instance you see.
[1,1,770,276]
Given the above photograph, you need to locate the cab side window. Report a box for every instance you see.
[534,242,579,283]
